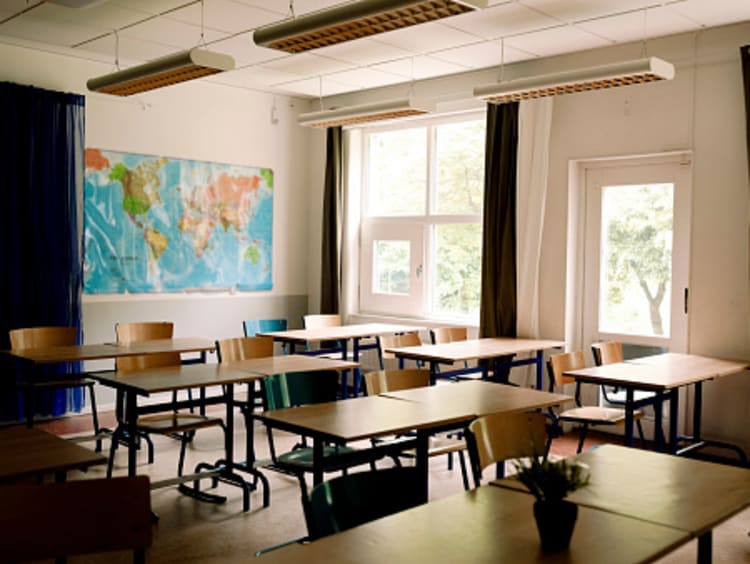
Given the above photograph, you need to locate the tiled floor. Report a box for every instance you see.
[21,411,750,563]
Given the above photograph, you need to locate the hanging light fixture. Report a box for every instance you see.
[298,97,436,128]
[87,48,235,96]
[254,0,487,54]
[474,57,675,104]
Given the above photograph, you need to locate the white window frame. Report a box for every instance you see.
[358,111,485,321]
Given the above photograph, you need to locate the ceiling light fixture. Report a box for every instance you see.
[474,57,675,104]
[86,47,235,96]
[298,97,436,128]
[254,0,487,54]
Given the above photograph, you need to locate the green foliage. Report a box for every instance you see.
[513,457,590,503]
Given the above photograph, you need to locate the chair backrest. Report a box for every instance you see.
[9,326,77,350]
[216,336,274,363]
[547,351,586,388]
[364,368,430,395]
[307,467,424,540]
[302,314,342,329]
[376,332,421,367]
[115,321,180,372]
[263,370,340,410]
[0,476,152,562]
[429,326,468,344]
[591,341,623,366]
[466,411,547,487]
[243,318,287,337]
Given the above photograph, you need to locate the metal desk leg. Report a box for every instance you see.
[416,430,429,504]
[352,337,362,397]
[312,438,324,486]
[125,391,138,477]
[697,531,712,564]
[624,389,635,447]
[653,392,664,452]
[535,350,544,390]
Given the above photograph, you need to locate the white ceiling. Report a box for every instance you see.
[1,0,749,99]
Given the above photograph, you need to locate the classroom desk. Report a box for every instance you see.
[256,485,691,564]
[255,381,570,502]
[0,426,105,483]
[258,323,423,396]
[564,353,749,457]
[385,337,565,389]
[90,363,266,511]
[493,444,750,564]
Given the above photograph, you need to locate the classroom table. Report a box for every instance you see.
[256,485,691,563]
[255,381,570,502]
[493,444,750,564]
[258,323,424,396]
[385,337,565,389]
[0,426,105,483]
[563,353,749,457]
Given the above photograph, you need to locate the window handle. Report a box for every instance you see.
[416,264,423,278]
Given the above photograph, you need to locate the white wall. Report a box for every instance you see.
[315,23,750,453]
[1,41,314,406]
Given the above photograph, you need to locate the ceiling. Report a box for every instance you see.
[1,0,749,100]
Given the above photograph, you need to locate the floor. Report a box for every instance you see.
[28,410,750,563]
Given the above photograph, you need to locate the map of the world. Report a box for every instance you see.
[84,149,273,293]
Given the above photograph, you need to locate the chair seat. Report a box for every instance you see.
[276,445,359,471]
[560,406,644,425]
[136,413,223,434]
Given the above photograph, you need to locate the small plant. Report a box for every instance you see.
[513,456,590,503]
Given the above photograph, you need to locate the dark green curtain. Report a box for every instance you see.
[0,81,85,420]
[742,45,750,175]
[479,102,519,340]
[320,126,343,315]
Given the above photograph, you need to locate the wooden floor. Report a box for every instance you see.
[26,410,750,563]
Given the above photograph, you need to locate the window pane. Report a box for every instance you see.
[599,183,673,337]
[432,224,481,316]
[373,240,410,295]
[368,128,426,216]
[435,120,485,215]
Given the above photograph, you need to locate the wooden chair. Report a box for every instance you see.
[9,326,103,451]
[465,411,548,488]
[547,351,645,454]
[216,335,274,413]
[0,476,152,563]
[307,467,424,540]
[107,322,225,478]
[376,332,422,369]
[363,369,470,491]
[243,318,288,354]
[429,326,482,379]
[591,341,653,439]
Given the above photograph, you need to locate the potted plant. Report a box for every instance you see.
[513,456,590,551]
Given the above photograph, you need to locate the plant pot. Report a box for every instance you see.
[533,499,578,551]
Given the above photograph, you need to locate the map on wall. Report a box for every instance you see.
[84,149,273,294]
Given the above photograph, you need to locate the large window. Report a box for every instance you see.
[359,113,485,320]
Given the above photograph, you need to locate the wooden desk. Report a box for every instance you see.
[564,353,749,456]
[256,381,569,501]
[258,323,423,396]
[493,444,750,564]
[257,485,691,563]
[90,363,267,511]
[226,354,358,376]
[386,337,565,389]
[0,427,105,482]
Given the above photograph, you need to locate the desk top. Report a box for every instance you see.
[381,381,570,417]
[257,485,690,564]
[564,353,748,390]
[256,395,472,443]
[0,427,106,481]
[226,354,359,376]
[258,323,423,344]
[6,337,216,364]
[89,362,258,395]
[493,444,750,536]
[385,337,565,363]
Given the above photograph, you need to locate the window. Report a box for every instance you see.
[359,113,485,320]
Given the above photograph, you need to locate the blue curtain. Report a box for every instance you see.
[0,81,85,420]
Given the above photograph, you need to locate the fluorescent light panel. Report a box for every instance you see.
[298,97,436,128]
[87,48,235,96]
[474,57,675,104]
[254,0,487,54]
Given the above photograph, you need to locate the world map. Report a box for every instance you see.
[84,149,273,293]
